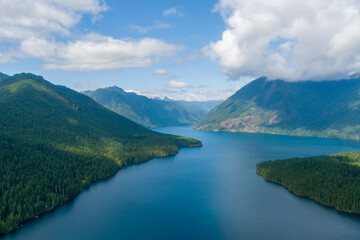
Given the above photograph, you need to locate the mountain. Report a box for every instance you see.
[0,73,201,233]
[0,72,9,80]
[257,151,360,213]
[350,72,360,79]
[84,87,204,128]
[194,76,360,140]
[165,99,223,113]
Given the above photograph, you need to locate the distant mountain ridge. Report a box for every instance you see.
[164,99,223,113]
[84,87,207,128]
[194,76,360,140]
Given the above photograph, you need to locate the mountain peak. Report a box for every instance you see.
[13,72,45,81]
[350,72,360,79]
[107,86,125,92]
[0,72,47,88]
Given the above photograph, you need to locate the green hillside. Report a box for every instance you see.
[194,77,360,140]
[84,87,204,128]
[257,152,360,213]
[0,73,201,233]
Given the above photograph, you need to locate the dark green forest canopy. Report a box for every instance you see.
[257,151,360,213]
[0,73,201,234]
[194,77,360,140]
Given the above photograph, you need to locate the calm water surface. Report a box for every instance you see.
[3,126,360,240]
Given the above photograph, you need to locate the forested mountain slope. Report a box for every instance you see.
[84,87,204,128]
[0,73,201,234]
[194,77,360,140]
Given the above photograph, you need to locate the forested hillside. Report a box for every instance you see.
[0,73,201,234]
[194,77,360,140]
[0,73,8,80]
[84,87,204,128]
[257,152,360,213]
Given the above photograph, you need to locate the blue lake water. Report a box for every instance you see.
[3,126,360,240]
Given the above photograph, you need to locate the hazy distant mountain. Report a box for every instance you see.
[350,72,360,79]
[194,76,360,140]
[164,99,223,113]
[0,73,200,233]
[84,87,205,128]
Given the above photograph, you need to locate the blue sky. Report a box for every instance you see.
[0,0,244,101]
[1,0,359,100]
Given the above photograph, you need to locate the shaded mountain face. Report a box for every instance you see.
[84,87,204,128]
[0,72,9,80]
[194,77,360,140]
[0,73,201,233]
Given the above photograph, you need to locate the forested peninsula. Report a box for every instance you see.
[257,151,360,213]
[0,73,202,234]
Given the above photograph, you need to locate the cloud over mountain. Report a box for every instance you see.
[205,0,360,80]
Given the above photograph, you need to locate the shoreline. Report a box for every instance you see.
[0,142,202,237]
[193,127,360,142]
[258,173,360,216]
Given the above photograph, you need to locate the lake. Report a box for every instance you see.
[3,126,360,240]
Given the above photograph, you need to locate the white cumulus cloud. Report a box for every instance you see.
[166,81,204,89]
[128,21,171,34]
[0,0,107,41]
[163,6,184,17]
[153,69,170,78]
[167,81,189,88]
[20,34,183,71]
[0,1,183,71]
[206,0,360,80]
